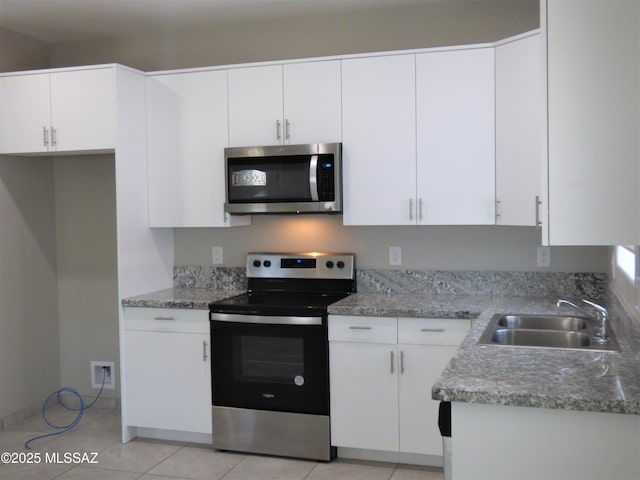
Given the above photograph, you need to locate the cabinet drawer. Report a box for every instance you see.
[124,307,209,334]
[398,317,471,346]
[329,315,397,343]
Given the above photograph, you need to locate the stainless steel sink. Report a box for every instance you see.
[497,314,588,331]
[479,313,619,351]
[490,329,591,348]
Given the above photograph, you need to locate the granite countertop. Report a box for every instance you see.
[330,292,640,416]
[123,287,640,416]
[122,287,245,310]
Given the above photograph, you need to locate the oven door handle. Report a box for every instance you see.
[211,312,323,326]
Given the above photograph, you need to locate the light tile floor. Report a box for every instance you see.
[0,406,444,480]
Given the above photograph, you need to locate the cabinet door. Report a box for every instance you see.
[49,68,116,152]
[329,342,399,451]
[416,48,495,225]
[146,71,249,227]
[283,61,341,144]
[0,73,51,154]
[342,54,417,225]
[544,0,639,245]
[228,65,283,147]
[495,33,542,226]
[125,330,211,433]
[399,344,457,456]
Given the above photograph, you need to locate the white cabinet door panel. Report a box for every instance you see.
[1,73,51,153]
[399,344,456,456]
[125,330,211,433]
[329,342,399,451]
[49,68,115,152]
[495,34,542,226]
[146,70,248,227]
[342,54,417,225]
[416,48,495,225]
[544,0,639,245]
[228,65,283,147]
[283,61,341,144]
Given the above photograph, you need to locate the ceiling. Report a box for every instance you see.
[0,0,431,44]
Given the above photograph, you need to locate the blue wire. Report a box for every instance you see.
[24,367,108,450]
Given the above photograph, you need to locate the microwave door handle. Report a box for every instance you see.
[309,155,319,201]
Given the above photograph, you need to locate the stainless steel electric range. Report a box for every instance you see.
[209,252,356,461]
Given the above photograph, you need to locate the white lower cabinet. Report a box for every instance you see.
[123,307,211,434]
[329,315,470,461]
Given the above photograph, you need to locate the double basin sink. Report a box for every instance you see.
[478,314,619,352]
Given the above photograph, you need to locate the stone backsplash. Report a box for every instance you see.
[173,265,607,299]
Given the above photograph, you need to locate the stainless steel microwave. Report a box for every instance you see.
[224,143,342,215]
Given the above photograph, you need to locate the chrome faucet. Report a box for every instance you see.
[557,299,609,343]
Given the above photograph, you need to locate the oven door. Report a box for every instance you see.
[210,313,329,416]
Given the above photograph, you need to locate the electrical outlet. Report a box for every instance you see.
[90,361,115,389]
[537,246,551,267]
[212,246,223,265]
[389,246,402,266]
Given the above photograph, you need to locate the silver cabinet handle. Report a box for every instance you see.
[203,340,208,362]
[43,126,49,147]
[409,198,414,221]
[420,328,446,333]
[496,199,502,221]
[153,316,175,321]
[400,350,405,375]
[51,127,57,147]
[418,198,423,221]
[285,119,290,141]
[535,195,542,229]
[390,350,395,374]
[349,325,372,330]
[276,119,282,141]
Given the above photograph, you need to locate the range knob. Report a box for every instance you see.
[337,261,345,269]
[326,260,334,269]
[263,260,272,267]
[253,260,261,268]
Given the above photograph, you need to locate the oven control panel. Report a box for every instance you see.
[246,252,355,280]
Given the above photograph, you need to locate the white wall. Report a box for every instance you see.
[174,217,606,272]
[54,155,120,399]
[0,157,60,419]
[48,1,539,71]
[0,27,49,72]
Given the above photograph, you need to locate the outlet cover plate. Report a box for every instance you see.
[91,361,115,389]
[389,246,402,266]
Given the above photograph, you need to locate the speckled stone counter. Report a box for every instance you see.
[329,292,640,416]
[122,266,640,416]
[121,288,244,310]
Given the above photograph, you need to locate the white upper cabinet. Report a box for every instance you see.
[228,65,284,147]
[282,61,342,144]
[542,0,640,245]
[228,60,341,147]
[146,70,249,228]
[341,54,417,225]
[1,67,115,155]
[1,73,50,153]
[495,32,541,227]
[416,47,495,225]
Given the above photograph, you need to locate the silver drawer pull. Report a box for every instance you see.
[154,316,175,321]
[390,350,395,374]
[421,328,446,333]
[349,326,372,330]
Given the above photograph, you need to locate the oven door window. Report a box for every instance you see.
[227,155,312,203]
[211,322,328,415]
